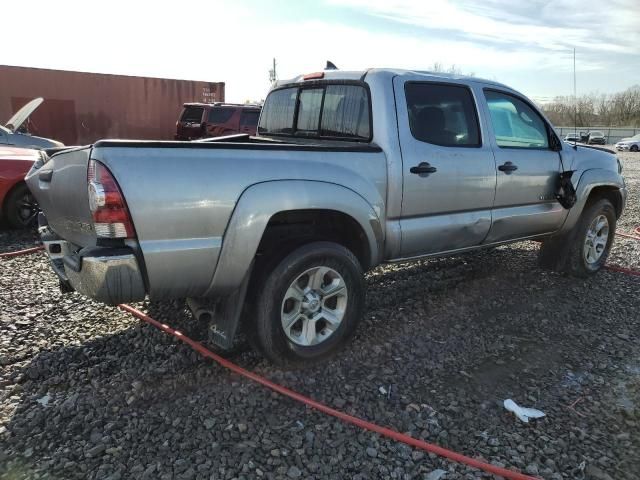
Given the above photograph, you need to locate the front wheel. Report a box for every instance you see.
[631,145,639,152]
[565,198,616,277]
[252,241,365,366]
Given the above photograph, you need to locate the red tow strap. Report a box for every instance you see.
[0,245,44,259]
[118,303,540,480]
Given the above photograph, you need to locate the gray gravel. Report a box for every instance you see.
[1,150,639,480]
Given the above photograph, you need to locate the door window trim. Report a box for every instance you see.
[404,80,483,148]
[483,88,559,151]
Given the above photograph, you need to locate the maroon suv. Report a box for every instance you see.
[175,103,261,140]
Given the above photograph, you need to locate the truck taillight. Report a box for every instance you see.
[87,159,135,239]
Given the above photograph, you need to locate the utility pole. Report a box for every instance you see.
[269,58,277,86]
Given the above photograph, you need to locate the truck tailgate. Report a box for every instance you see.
[25,147,97,248]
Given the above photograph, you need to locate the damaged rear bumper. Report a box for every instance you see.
[40,225,146,304]
[62,247,146,304]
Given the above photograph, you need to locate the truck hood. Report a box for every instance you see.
[5,97,43,132]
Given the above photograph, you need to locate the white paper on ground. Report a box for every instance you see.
[503,398,545,423]
[425,469,447,480]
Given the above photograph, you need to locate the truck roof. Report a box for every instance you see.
[277,68,511,90]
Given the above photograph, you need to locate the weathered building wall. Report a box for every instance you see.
[0,65,225,145]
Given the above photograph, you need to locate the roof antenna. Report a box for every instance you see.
[326,61,338,70]
[573,48,578,150]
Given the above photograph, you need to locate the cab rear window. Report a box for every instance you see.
[258,83,371,141]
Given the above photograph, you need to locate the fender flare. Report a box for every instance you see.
[205,180,384,296]
[559,168,625,234]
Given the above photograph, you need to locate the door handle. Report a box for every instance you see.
[410,162,437,176]
[39,170,53,182]
[498,161,518,174]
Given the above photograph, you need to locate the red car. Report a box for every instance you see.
[175,103,261,140]
[0,146,40,228]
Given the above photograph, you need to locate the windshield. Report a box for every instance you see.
[258,83,371,141]
[632,134,640,141]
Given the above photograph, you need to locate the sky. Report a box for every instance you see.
[2,0,639,103]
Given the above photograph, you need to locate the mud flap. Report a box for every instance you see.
[538,231,575,272]
[187,261,253,350]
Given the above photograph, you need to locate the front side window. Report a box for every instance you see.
[258,83,371,141]
[405,83,480,147]
[484,90,549,149]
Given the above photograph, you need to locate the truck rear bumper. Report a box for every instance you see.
[62,247,146,305]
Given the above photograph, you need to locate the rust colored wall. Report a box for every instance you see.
[0,65,225,145]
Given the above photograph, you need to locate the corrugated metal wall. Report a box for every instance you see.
[0,65,225,145]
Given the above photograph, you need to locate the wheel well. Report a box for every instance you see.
[257,209,371,270]
[587,186,623,218]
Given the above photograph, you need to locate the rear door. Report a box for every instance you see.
[395,77,497,257]
[239,109,260,135]
[480,88,566,242]
[179,106,205,139]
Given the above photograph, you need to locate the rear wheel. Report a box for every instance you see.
[252,241,365,366]
[4,184,38,229]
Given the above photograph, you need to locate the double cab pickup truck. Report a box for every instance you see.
[27,68,627,365]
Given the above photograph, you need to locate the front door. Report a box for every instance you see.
[395,78,497,257]
[479,88,567,243]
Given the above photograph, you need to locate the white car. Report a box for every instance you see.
[564,133,580,143]
[615,134,640,152]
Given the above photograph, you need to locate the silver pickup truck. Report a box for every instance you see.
[26,68,627,365]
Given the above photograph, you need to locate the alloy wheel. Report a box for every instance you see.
[280,266,348,346]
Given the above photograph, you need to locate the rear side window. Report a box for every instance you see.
[181,107,204,123]
[208,107,235,124]
[258,83,371,141]
[484,90,549,149]
[240,110,260,127]
[405,83,480,147]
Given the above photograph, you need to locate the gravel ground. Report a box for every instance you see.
[1,151,639,480]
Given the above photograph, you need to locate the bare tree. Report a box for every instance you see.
[541,85,640,127]
[429,62,474,77]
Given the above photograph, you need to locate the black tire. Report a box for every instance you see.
[564,198,616,277]
[4,183,38,229]
[252,241,365,366]
[631,145,639,152]
[539,198,616,277]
